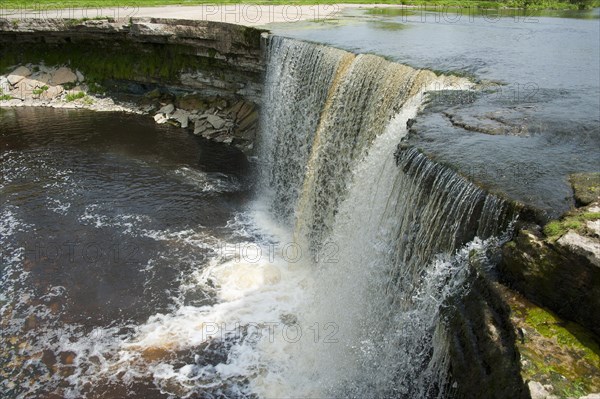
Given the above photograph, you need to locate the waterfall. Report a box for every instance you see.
[255,36,515,398]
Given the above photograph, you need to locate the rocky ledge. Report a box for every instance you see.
[0,18,265,153]
[1,64,259,153]
[500,173,600,337]
[0,64,137,113]
[498,172,600,398]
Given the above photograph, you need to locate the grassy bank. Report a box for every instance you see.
[0,0,598,11]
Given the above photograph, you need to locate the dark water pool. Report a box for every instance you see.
[0,107,250,397]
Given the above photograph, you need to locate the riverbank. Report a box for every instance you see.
[1,0,598,22]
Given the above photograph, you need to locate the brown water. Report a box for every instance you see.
[0,107,250,398]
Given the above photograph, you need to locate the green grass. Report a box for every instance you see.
[65,91,86,101]
[32,85,49,95]
[543,212,600,240]
[0,87,12,100]
[0,0,598,10]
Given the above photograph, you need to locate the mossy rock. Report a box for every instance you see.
[570,173,600,206]
[501,286,600,397]
[500,221,600,337]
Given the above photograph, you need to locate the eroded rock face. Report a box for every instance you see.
[445,265,530,399]
[0,18,266,103]
[500,203,600,337]
[501,286,600,398]
[0,18,265,151]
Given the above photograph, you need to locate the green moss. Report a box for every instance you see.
[543,221,566,238]
[543,211,600,240]
[581,212,600,220]
[0,41,230,87]
[519,305,600,396]
[0,94,12,100]
[525,307,600,364]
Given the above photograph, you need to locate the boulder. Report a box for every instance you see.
[528,381,550,399]
[7,66,32,85]
[175,93,208,111]
[557,231,600,267]
[52,67,77,85]
[206,114,225,129]
[170,109,189,128]
[30,72,52,84]
[157,103,175,115]
[154,113,168,124]
[570,173,600,206]
[44,86,63,100]
[193,122,208,135]
[75,70,85,82]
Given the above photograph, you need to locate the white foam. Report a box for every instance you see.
[174,167,241,193]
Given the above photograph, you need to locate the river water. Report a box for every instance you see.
[0,107,253,397]
[270,7,600,217]
[0,8,598,399]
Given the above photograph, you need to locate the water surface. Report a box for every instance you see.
[0,107,250,397]
[270,8,600,215]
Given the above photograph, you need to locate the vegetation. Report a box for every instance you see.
[506,289,600,397]
[65,91,86,101]
[31,85,49,95]
[0,41,234,88]
[0,0,598,11]
[0,88,12,100]
[543,211,600,240]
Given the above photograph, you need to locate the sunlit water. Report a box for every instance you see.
[270,7,600,216]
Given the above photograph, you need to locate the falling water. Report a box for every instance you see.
[255,36,515,398]
[0,36,517,398]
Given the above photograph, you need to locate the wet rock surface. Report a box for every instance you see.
[500,286,600,398]
[570,173,600,207]
[445,263,530,399]
[500,201,600,337]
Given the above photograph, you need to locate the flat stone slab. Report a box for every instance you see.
[7,66,32,85]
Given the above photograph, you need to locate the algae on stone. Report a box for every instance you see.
[570,173,600,206]
[501,286,600,397]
